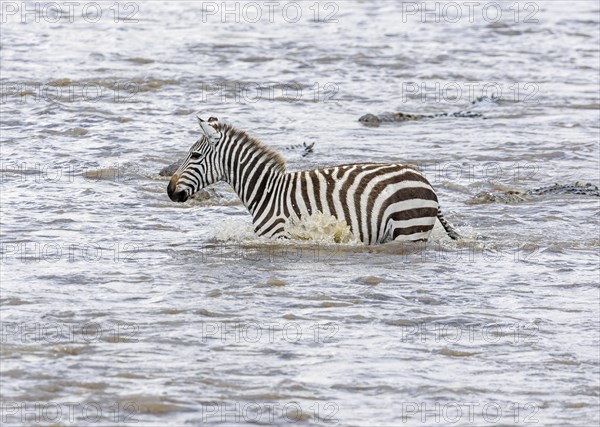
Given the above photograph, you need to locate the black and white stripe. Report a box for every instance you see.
[168,117,459,244]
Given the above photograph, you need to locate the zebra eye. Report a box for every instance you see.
[190,151,203,160]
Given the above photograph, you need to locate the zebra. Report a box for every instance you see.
[167,117,459,244]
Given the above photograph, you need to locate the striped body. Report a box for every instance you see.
[168,118,453,244]
[250,164,438,244]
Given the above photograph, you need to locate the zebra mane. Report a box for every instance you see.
[220,123,287,174]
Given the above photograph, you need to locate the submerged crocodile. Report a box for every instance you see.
[285,142,315,157]
[358,96,496,127]
[469,181,600,204]
[359,110,482,126]
[159,142,314,176]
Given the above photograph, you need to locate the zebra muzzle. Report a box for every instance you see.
[167,174,189,202]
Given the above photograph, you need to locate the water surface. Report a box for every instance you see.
[1,1,599,425]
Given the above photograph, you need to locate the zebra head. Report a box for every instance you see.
[167,116,223,202]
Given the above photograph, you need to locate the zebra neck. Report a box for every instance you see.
[217,125,287,216]
[224,152,286,216]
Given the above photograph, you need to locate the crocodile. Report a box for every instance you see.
[159,160,183,177]
[359,110,483,127]
[159,142,315,176]
[359,96,496,127]
[284,141,315,157]
[469,181,600,204]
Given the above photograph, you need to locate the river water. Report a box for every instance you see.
[1,1,599,426]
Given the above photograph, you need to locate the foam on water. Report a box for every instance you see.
[214,212,457,247]
[214,212,360,245]
[213,219,263,243]
[285,212,358,244]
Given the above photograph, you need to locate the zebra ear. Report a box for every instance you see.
[197,116,219,144]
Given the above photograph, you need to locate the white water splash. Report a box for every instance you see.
[286,212,359,244]
[214,213,360,244]
[214,214,461,245]
[214,219,261,243]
